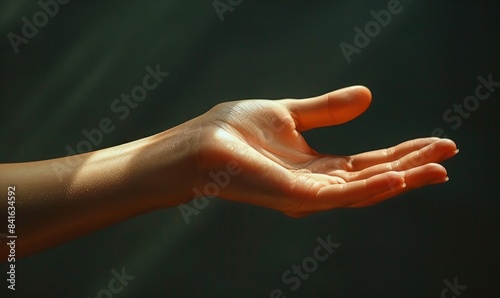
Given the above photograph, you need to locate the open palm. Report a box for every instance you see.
[195,86,457,217]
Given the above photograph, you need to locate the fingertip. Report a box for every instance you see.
[440,138,457,148]
[384,171,406,191]
[426,163,449,184]
[422,162,448,174]
[342,85,372,111]
[435,139,458,160]
[326,85,372,125]
[349,85,372,102]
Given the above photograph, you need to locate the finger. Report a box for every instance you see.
[348,163,448,208]
[308,171,406,211]
[348,138,458,181]
[281,85,372,132]
[349,137,447,171]
[285,163,447,215]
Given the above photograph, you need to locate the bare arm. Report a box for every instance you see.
[0,86,458,260]
[0,123,199,259]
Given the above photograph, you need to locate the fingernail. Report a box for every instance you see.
[431,176,449,184]
[443,149,459,159]
[393,180,406,190]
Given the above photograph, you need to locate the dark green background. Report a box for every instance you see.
[1,0,498,297]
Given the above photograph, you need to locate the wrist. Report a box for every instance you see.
[140,122,201,209]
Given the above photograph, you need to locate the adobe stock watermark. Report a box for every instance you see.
[270,235,340,297]
[88,267,135,298]
[178,160,242,224]
[213,0,243,22]
[432,73,499,138]
[339,0,412,64]
[51,64,170,181]
[441,277,467,298]
[7,0,70,54]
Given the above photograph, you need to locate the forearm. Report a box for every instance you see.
[0,124,198,259]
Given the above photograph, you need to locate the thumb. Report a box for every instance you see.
[281,85,372,132]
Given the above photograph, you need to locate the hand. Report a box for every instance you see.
[0,85,458,259]
[190,86,458,217]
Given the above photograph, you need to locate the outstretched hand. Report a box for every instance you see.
[0,85,459,259]
[191,86,457,217]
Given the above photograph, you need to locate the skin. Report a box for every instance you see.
[0,85,458,260]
